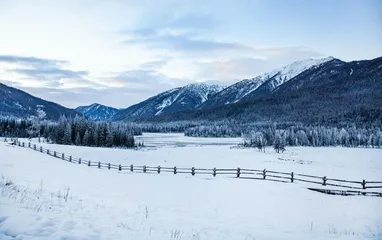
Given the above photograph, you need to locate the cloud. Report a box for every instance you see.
[0,54,96,88]
[195,57,272,81]
[120,11,255,57]
[101,69,191,91]
[194,47,325,82]
[0,54,192,108]
[138,59,169,70]
[10,68,89,81]
[17,80,186,109]
[0,55,67,68]
[124,30,255,57]
[123,11,216,35]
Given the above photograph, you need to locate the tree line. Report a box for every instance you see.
[0,116,141,148]
[184,122,382,148]
[2,115,382,149]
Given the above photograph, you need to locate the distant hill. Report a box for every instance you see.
[76,103,119,121]
[112,83,223,121]
[0,82,79,120]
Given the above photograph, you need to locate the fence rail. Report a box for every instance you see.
[6,138,382,191]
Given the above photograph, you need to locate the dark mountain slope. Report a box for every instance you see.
[112,83,223,120]
[0,82,79,120]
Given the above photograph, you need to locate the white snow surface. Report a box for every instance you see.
[1,133,382,240]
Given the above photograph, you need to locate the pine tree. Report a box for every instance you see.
[75,132,81,146]
[82,129,89,146]
[63,123,72,145]
[105,126,114,147]
[273,132,285,153]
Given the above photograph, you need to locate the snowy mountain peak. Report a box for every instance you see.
[201,57,336,108]
[275,57,335,79]
[76,103,119,121]
[112,83,223,120]
[181,83,224,103]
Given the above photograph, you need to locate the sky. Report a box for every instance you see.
[0,0,381,108]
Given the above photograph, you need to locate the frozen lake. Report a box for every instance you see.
[134,132,242,147]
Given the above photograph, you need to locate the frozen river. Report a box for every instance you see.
[134,132,242,147]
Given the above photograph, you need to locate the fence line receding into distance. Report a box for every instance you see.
[6,138,382,193]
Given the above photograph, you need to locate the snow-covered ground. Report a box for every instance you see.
[1,133,382,239]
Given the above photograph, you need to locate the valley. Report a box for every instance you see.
[1,134,382,239]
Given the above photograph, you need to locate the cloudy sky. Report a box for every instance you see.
[0,0,381,108]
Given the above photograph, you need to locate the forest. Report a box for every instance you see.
[0,116,140,148]
[1,115,382,150]
[185,122,382,148]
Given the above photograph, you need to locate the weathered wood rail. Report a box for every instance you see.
[7,138,382,192]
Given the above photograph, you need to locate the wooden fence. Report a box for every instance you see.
[7,138,382,192]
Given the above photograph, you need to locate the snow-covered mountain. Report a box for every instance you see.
[112,83,223,120]
[0,82,78,120]
[151,56,382,124]
[201,57,335,108]
[76,103,119,121]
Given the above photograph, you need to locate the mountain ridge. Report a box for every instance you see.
[137,56,382,125]
[0,82,79,120]
[200,57,336,108]
[112,83,223,121]
[76,103,119,121]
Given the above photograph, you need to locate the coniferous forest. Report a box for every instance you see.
[0,116,140,148]
[185,122,382,148]
[1,116,382,149]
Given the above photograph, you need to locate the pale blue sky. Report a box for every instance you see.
[0,0,381,108]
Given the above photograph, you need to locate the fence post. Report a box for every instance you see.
[88,160,91,167]
[69,156,72,162]
[191,167,195,176]
[62,153,64,160]
[34,144,36,150]
[143,165,147,173]
[174,166,177,174]
[118,164,122,171]
[322,176,327,186]
[263,169,266,180]
[47,149,50,155]
[54,151,56,157]
[213,168,217,177]
[98,161,101,169]
[362,180,366,189]
[130,164,133,172]
[108,163,111,170]
[157,166,161,174]
[291,172,294,183]
[237,167,241,178]
[79,158,81,164]
[40,146,43,152]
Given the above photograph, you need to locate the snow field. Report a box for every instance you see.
[1,134,382,239]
